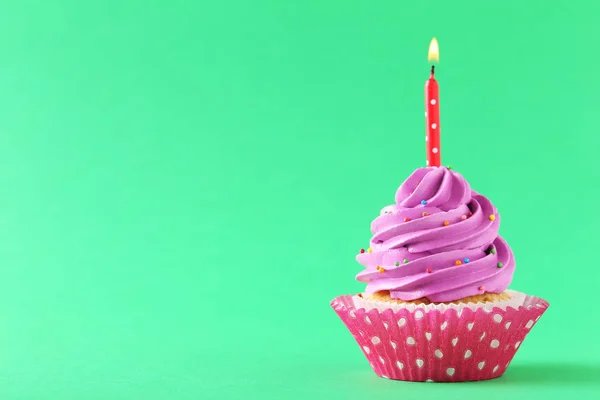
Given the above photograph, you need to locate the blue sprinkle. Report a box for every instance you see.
[421,200,427,205]
[464,258,470,263]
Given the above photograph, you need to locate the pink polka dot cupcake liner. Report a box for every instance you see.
[330,290,549,382]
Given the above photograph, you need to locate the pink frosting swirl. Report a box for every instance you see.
[356,167,515,302]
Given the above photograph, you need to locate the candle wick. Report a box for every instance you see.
[430,65,435,77]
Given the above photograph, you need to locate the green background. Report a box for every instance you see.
[0,0,598,399]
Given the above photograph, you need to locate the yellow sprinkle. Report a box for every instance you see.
[378,266,385,273]
[443,221,450,226]
[489,214,496,221]
[367,248,372,253]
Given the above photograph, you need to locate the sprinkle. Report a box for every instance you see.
[360,248,365,254]
[447,165,452,170]
[418,180,422,184]
[478,286,485,291]
[455,260,462,266]
[497,262,503,268]
[377,266,385,273]
[468,212,473,217]
[461,215,467,220]
[489,214,496,221]
[404,217,411,222]
[403,258,409,264]
[422,212,430,217]
[367,248,372,253]
[464,258,470,263]
[395,261,400,266]
[491,248,496,255]
[421,200,427,205]
[426,268,432,273]
[443,221,450,226]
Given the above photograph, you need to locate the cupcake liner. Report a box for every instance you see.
[331,290,549,382]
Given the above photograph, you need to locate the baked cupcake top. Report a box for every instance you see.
[356,167,515,302]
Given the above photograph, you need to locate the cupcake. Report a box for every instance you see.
[331,166,549,382]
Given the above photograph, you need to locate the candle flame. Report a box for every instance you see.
[428,38,439,63]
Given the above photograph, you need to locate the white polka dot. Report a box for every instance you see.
[435,349,443,358]
[526,320,534,329]
[440,321,448,330]
[464,350,472,359]
[432,147,439,154]
[382,375,389,379]
[478,361,486,370]
[365,316,371,324]
[358,330,365,337]
[515,341,521,349]
[371,336,381,345]
[480,332,486,341]
[446,367,455,377]
[426,379,434,382]
[467,322,474,331]
[349,310,356,318]
[430,99,437,105]
[493,314,503,323]
[363,346,370,354]
[416,359,424,368]
[535,316,541,321]
[380,356,385,364]
[426,159,429,166]
[493,365,499,373]
[425,332,432,340]
[452,338,458,346]
[490,339,500,348]
[383,322,389,330]
[396,361,404,370]
[431,123,437,129]
[506,362,510,368]
[505,322,512,329]
[397,317,406,327]
[390,341,397,350]
[407,337,416,345]
[415,310,424,319]
[425,111,428,117]
[425,136,428,142]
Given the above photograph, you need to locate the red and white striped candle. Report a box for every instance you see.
[425,38,440,167]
